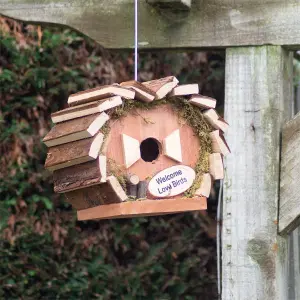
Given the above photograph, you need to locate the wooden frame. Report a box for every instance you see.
[1,1,300,50]
[222,46,293,300]
[77,197,207,220]
[4,0,300,298]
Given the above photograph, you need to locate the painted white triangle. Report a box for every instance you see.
[163,129,183,163]
[122,134,141,168]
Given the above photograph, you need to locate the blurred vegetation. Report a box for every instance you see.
[0,17,224,299]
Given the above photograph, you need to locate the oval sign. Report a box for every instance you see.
[148,165,196,198]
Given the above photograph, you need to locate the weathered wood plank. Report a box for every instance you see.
[53,155,107,193]
[77,197,207,221]
[279,113,300,234]
[222,46,293,300]
[44,132,104,171]
[3,1,300,49]
[288,227,300,300]
[65,175,127,210]
[43,112,109,147]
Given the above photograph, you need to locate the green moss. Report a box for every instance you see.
[106,158,127,191]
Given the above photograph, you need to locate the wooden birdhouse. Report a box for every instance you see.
[43,76,230,221]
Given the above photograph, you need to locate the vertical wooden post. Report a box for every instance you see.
[222,46,293,299]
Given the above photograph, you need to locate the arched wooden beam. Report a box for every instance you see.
[1,0,300,49]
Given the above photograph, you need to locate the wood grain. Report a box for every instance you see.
[120,80,155,102]
[203,109,229,133]
[279,112,300,234]
[68,85,134,106]
[169,84,199,97]
[64,175,127,209]
[195,173,212,197]
[3,1,300,49]
[137,181,147,199]
[142,76,178,99]
[77,197,207,220]
[208,153,224,180]
[222,46,293,300]
[51,97,121,123]
[44,132,103,171]
[43,113,108,147]
[209,130,230,157]
[53,156,106,193]
[105,104,200,180]
[188,95,216,109]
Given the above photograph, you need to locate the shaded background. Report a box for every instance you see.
[0,17,225,299]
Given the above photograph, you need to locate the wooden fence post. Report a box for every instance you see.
[222,46,293,299]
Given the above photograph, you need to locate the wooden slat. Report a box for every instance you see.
[44,132,103,171]
[195,173,212,198]
[43,112,109,147]
[77,197,207,221]
[120,80,155,102]
[68,85,134,106]
[209,130,230,156]
[2,1,300,49]
[222,46,293,300]
[208,153,224,180]
[64,175,127,210]
[288,228,300,300]
[51,96,122,123]
[279,112,300,234]
[53,156,106,193]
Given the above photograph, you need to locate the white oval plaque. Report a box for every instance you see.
[148,165,196,198]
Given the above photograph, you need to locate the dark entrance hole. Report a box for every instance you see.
[140,138,160,162]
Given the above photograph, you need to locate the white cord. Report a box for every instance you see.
[217,179,223,299]
[134,0,138,80]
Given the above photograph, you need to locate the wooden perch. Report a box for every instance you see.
[209,153,224,180]
[44,132,104,171]
[126,174,140,197]
[64,175,128,210]
[169,84,199,97]
[51,96,122,123]
[203,109,229,133]
[53,155,107,193]
[163,129,183,162]
[137,181,148,199]
[142,76,178,100]
[210,130,231,156]
[68,85,135,106]
[189,94,216,109]
[44,112,109,147]
[195,173,212,197]
[77,197,207,221]
[120,80,156,102]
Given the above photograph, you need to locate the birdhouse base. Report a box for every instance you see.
[77,197,207,221]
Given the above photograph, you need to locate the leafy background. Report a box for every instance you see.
[0,17,225,299]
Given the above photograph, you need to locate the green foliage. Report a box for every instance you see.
[0,17,222,299]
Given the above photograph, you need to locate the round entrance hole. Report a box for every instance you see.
[140,138,161,162]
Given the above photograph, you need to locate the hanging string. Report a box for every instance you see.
[134,0,138,80]
[217,179,223,299]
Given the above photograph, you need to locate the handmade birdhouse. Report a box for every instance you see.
[43,76,230,221]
